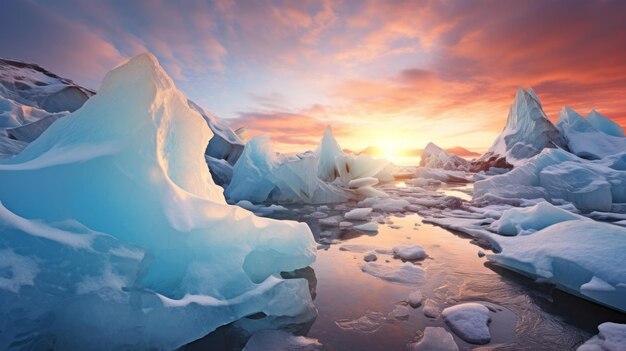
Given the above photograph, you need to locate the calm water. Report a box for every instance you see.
[187,186,626,350]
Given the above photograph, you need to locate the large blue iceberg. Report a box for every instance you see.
[0,53,316,350]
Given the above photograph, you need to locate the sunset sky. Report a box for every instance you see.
[2,0,626,155]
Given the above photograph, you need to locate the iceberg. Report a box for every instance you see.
[0,53,316,350]
[419,142,469,171]
[226,137,350,204]
[316,125,343,181]
[471,87,566,171]
[474,148,626,212]
[577,322,626,351]
[556,106,626,159]
[487,221,626,312]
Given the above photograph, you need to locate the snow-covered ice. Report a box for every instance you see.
[442,303,491,344]
[487,221,626,312]
[407,290,423,307]
[0,53,317,350]
[407,327,459,351]
[489,201,588,236]
[344,207,373,220]
[392,245,427,260]
[577,322,626,351]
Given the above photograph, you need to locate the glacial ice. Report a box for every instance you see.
[474,148,626,212]
[577,322,626,351]
[556,106,626,160]
[316,125,343,182]
[442,303,491,344]
[587,109,624,137]
[472,87,565,171]
[489,201,589,236]
[0,53,317,350]
[408,327,459,351]
[226,137,349,204]
[487,221,626,312]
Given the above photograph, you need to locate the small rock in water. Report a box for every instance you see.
[442,302,491,345]
[477,250,485,258]
[364,253,378,262]
[408,290,423,308]
[389,225,401,229]
[423,300,440,318]
[407,327,459,351]
[392,245,427,261]
[388,305,410,320]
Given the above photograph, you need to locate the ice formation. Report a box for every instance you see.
[471,87,565,171]
[487,221,626,312]
[420,142,469,170]
[0,53,317,350]
[489,201,589,236]
[226,125,392,204]
[407,327,459,351]
[226,138,349,204]
[556,106,626,160]
[577,322,626,351]
[392,245,426,260]
[474,148,626,212]
[442,303,491,344]
[344,207,373,220]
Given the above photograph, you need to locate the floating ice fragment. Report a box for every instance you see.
[442,302,491,344]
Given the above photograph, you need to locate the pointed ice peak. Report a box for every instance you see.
[316,125,344,181]
[99,52,175,96]
[526,87,541,106]
[587,109,624,137]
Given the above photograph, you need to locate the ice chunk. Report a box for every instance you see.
[0,53,316,350]
[354,222,379,232]
[243,330,322,351]
[358,197,410,212]
[361,262,425,284]
[408,290,423,307]
[420,142,469,171]
[487,221,626,312]
[344,207,373,220]
[348,176,379,188]
[557,106,626,159]
[577,322,626,351]
[407,327,459,351]
[392,245,426,260]
[316,125,344,181]
[205,155,233,186]
[489,201,589,236]
[442,303,491,344]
